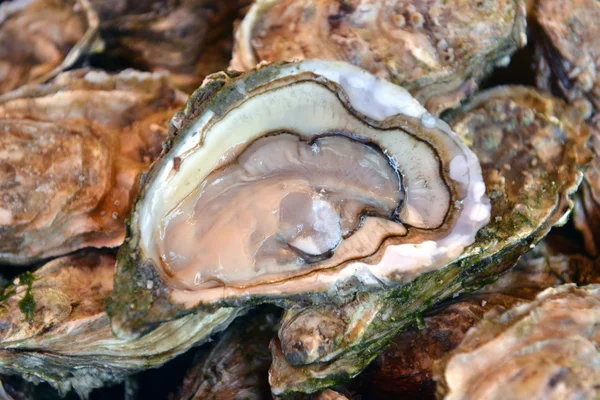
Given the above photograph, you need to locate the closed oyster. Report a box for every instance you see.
[0,69,185,265]
[0,0,99,94]
[0,252,242,398]
[435,284,600,400]
[108,60,491,339]
[268,86,590,395]
[176,308,280,400]
[534,0,600,125]
[232,0,527,115]
[89,0,251,92]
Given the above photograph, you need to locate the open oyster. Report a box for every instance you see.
[0,0,99,95]
[0,252,241,397]
[435,284,600,400]
[108,59,491,338]
[268,86,591,394]
[231,0,527,115]
[0,69,185,265]
[89,0,251,92]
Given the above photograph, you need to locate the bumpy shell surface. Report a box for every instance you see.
[232,0,527,115]
[89,0,251,92]
[108,60,490,339]
[534,0,600,126]
[0,0,99,94]
[0,252,242,398]
[435,284,600,400]
[175,308,280,400]
[351,237,598,400]
[0,69,185,265]
[269,86,591,394]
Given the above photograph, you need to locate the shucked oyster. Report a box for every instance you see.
[0,252,241,397]
[268,86,591,394]
[108,60,491,338]
[89,0,251,92]
[0,69,185,265]
[0,0,99,94]
[231,0,527,114]
[435,284,600,400]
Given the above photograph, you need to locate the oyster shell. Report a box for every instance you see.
[534,0,600,125]
[351,238,598,400]
[0,251,242,397]
[0,0,99,94]
[175,307,280,400]
[231,0,527,115]
[0,69,185,265]
[108,60,491,339]
[435,284,600,400]
[89,0,251,92]
[268,86,591,394]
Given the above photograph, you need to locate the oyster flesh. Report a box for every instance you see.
[232,0,527,114]
[0,0,99,94]
[435,284,600,400]
[0,69,185,265]
[0,251,242,398]
[108,60,490,339]
[269,86,591,394]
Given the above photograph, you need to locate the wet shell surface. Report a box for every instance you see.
[108,60,490,339]
[0,69,185,265]
[231,0,527,114]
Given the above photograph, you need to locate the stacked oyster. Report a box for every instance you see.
[1,0,600,399]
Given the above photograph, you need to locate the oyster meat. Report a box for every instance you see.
[89,0,251,92]
[0,69,185,265]
[232,0,527,114]
[435,284,600,400]
[0,0,99,94]
[0,251,242,397]
[108,60,491,339]
[268,86,591,394]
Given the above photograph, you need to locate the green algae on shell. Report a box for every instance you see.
[0,252,242,398]
[268,86,591,395]
[107,60,490,340]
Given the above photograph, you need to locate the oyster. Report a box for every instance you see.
[351,238,598,400]
[0,0,99,95]
[435,284,600,400]
[269,86,591,394]
[108,60,491,339]
[231,0,527,115]
[0,69,185,265]
[0,251,242,397]
[534,0,600,125]
[175,307,280,400]
[89,0,251,92]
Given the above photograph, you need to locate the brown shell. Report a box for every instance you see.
[232,0,527,115]
[0,69,185,264]
[0,0,99,95]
